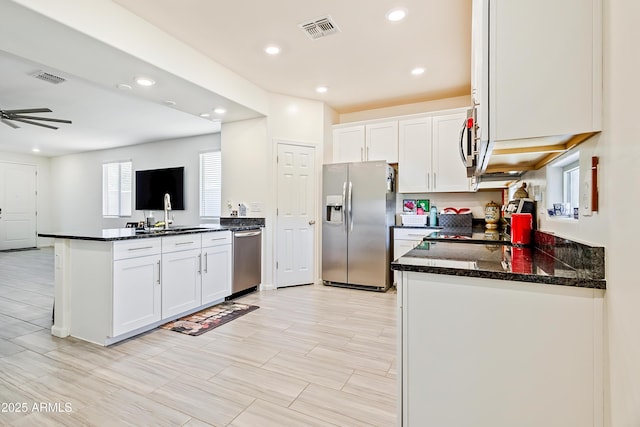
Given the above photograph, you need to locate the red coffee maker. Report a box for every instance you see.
[510,213,532,246]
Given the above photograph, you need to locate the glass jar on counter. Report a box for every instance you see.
[484,201,501,229]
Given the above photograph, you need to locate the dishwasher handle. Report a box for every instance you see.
[234,230,261,238]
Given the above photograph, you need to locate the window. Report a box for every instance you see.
[199,151,222,218]
[563,161,579,216]
[102,161,132,217]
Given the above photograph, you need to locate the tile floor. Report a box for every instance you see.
[0,248,398,426]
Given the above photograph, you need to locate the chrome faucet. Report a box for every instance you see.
[163,193,172,230]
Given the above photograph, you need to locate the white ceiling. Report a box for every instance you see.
[0,1,471,157]
[114,0,472,113]
[0,51,224,157]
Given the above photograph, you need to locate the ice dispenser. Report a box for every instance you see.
[325,195,344,223]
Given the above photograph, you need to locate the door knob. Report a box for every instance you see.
[309,220,316,225]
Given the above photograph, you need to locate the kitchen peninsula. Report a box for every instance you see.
[392,231,606,426]
[39,224,260,346]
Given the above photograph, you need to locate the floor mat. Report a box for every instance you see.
[160,302,259,336]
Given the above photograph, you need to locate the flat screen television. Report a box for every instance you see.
[135,166,185,210]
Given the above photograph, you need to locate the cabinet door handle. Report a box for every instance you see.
[175,241,194,246]
[128,246,153,251]
[204,252,208,273]
[157,260,161,284]
[426,173,430,190]
[198,254,202,274]
[366,146,370,160]
[360,147,364,161]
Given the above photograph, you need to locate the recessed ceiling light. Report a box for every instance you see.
[116,83,132,90]
[199,112,211,118]
[411,67,426,75]
[316,86,328,93]
[386,8,407,22]
[214,108,227,114]
[265,45,281,55]
[134,76,155,86]
[31,148,40,153]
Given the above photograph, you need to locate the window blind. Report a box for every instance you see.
[200,151,222,218]
[103,161,132,217]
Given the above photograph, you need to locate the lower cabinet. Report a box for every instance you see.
[110,231,231,340]
[112,254,162,336]
[202,234,232,304]
[393,228,435,286]
[400,272,604,427]
[161,248,202,319]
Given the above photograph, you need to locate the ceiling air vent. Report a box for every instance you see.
[298,15,340,40]
[30,70,66,85]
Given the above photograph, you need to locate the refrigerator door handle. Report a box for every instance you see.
[348,181,354,233]
[342,181,347,233]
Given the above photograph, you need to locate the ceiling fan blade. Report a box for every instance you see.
[1,118,20,129]
[2,108,52,114]
[10,117,59,130]
[9,114,72,124]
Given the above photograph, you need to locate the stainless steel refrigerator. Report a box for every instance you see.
[322,161,395,291]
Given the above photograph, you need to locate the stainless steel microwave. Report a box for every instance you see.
[459,107,478,177]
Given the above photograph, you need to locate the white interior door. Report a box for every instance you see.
[276,143,316,287]
[0,163,37,250]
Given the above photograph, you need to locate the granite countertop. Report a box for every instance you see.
[392,237,606,289]
[38,224,261,242]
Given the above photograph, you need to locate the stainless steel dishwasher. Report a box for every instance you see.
[231,228,262,296]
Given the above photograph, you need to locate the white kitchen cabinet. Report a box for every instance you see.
[473,0,602,143]
[201,231,232,304]
[112,253,161,336]
[161,235,202,318]
[400,271,604,427]
[332,125,364,163]
[393,227,436,286]
[397,117,432,192]
[365,121,398,162]
[112,238,162,337]
[398,110,470,193]
[432,112,471,192]
[55,230,236,346]
[333,121,398,163]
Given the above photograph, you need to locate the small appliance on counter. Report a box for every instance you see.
[503,198,535,236]
[510,213,533,246]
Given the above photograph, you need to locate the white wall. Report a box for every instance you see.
[219,94,328,289]
[220,118,269,220]
[517,1,640,424]
[519,135,608,244]
[0,151,53,246]
[49,133,221,232]
[339,95,471,123]
[603,0,640,425]
[396,190,503,224]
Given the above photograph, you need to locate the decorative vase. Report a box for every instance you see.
[484,201,501,230]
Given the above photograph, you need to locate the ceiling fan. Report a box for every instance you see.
[0,107,72,130]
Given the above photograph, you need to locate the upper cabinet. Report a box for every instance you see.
[398,110,471,193]
[333,121,398,163]
[474,0,602,174]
